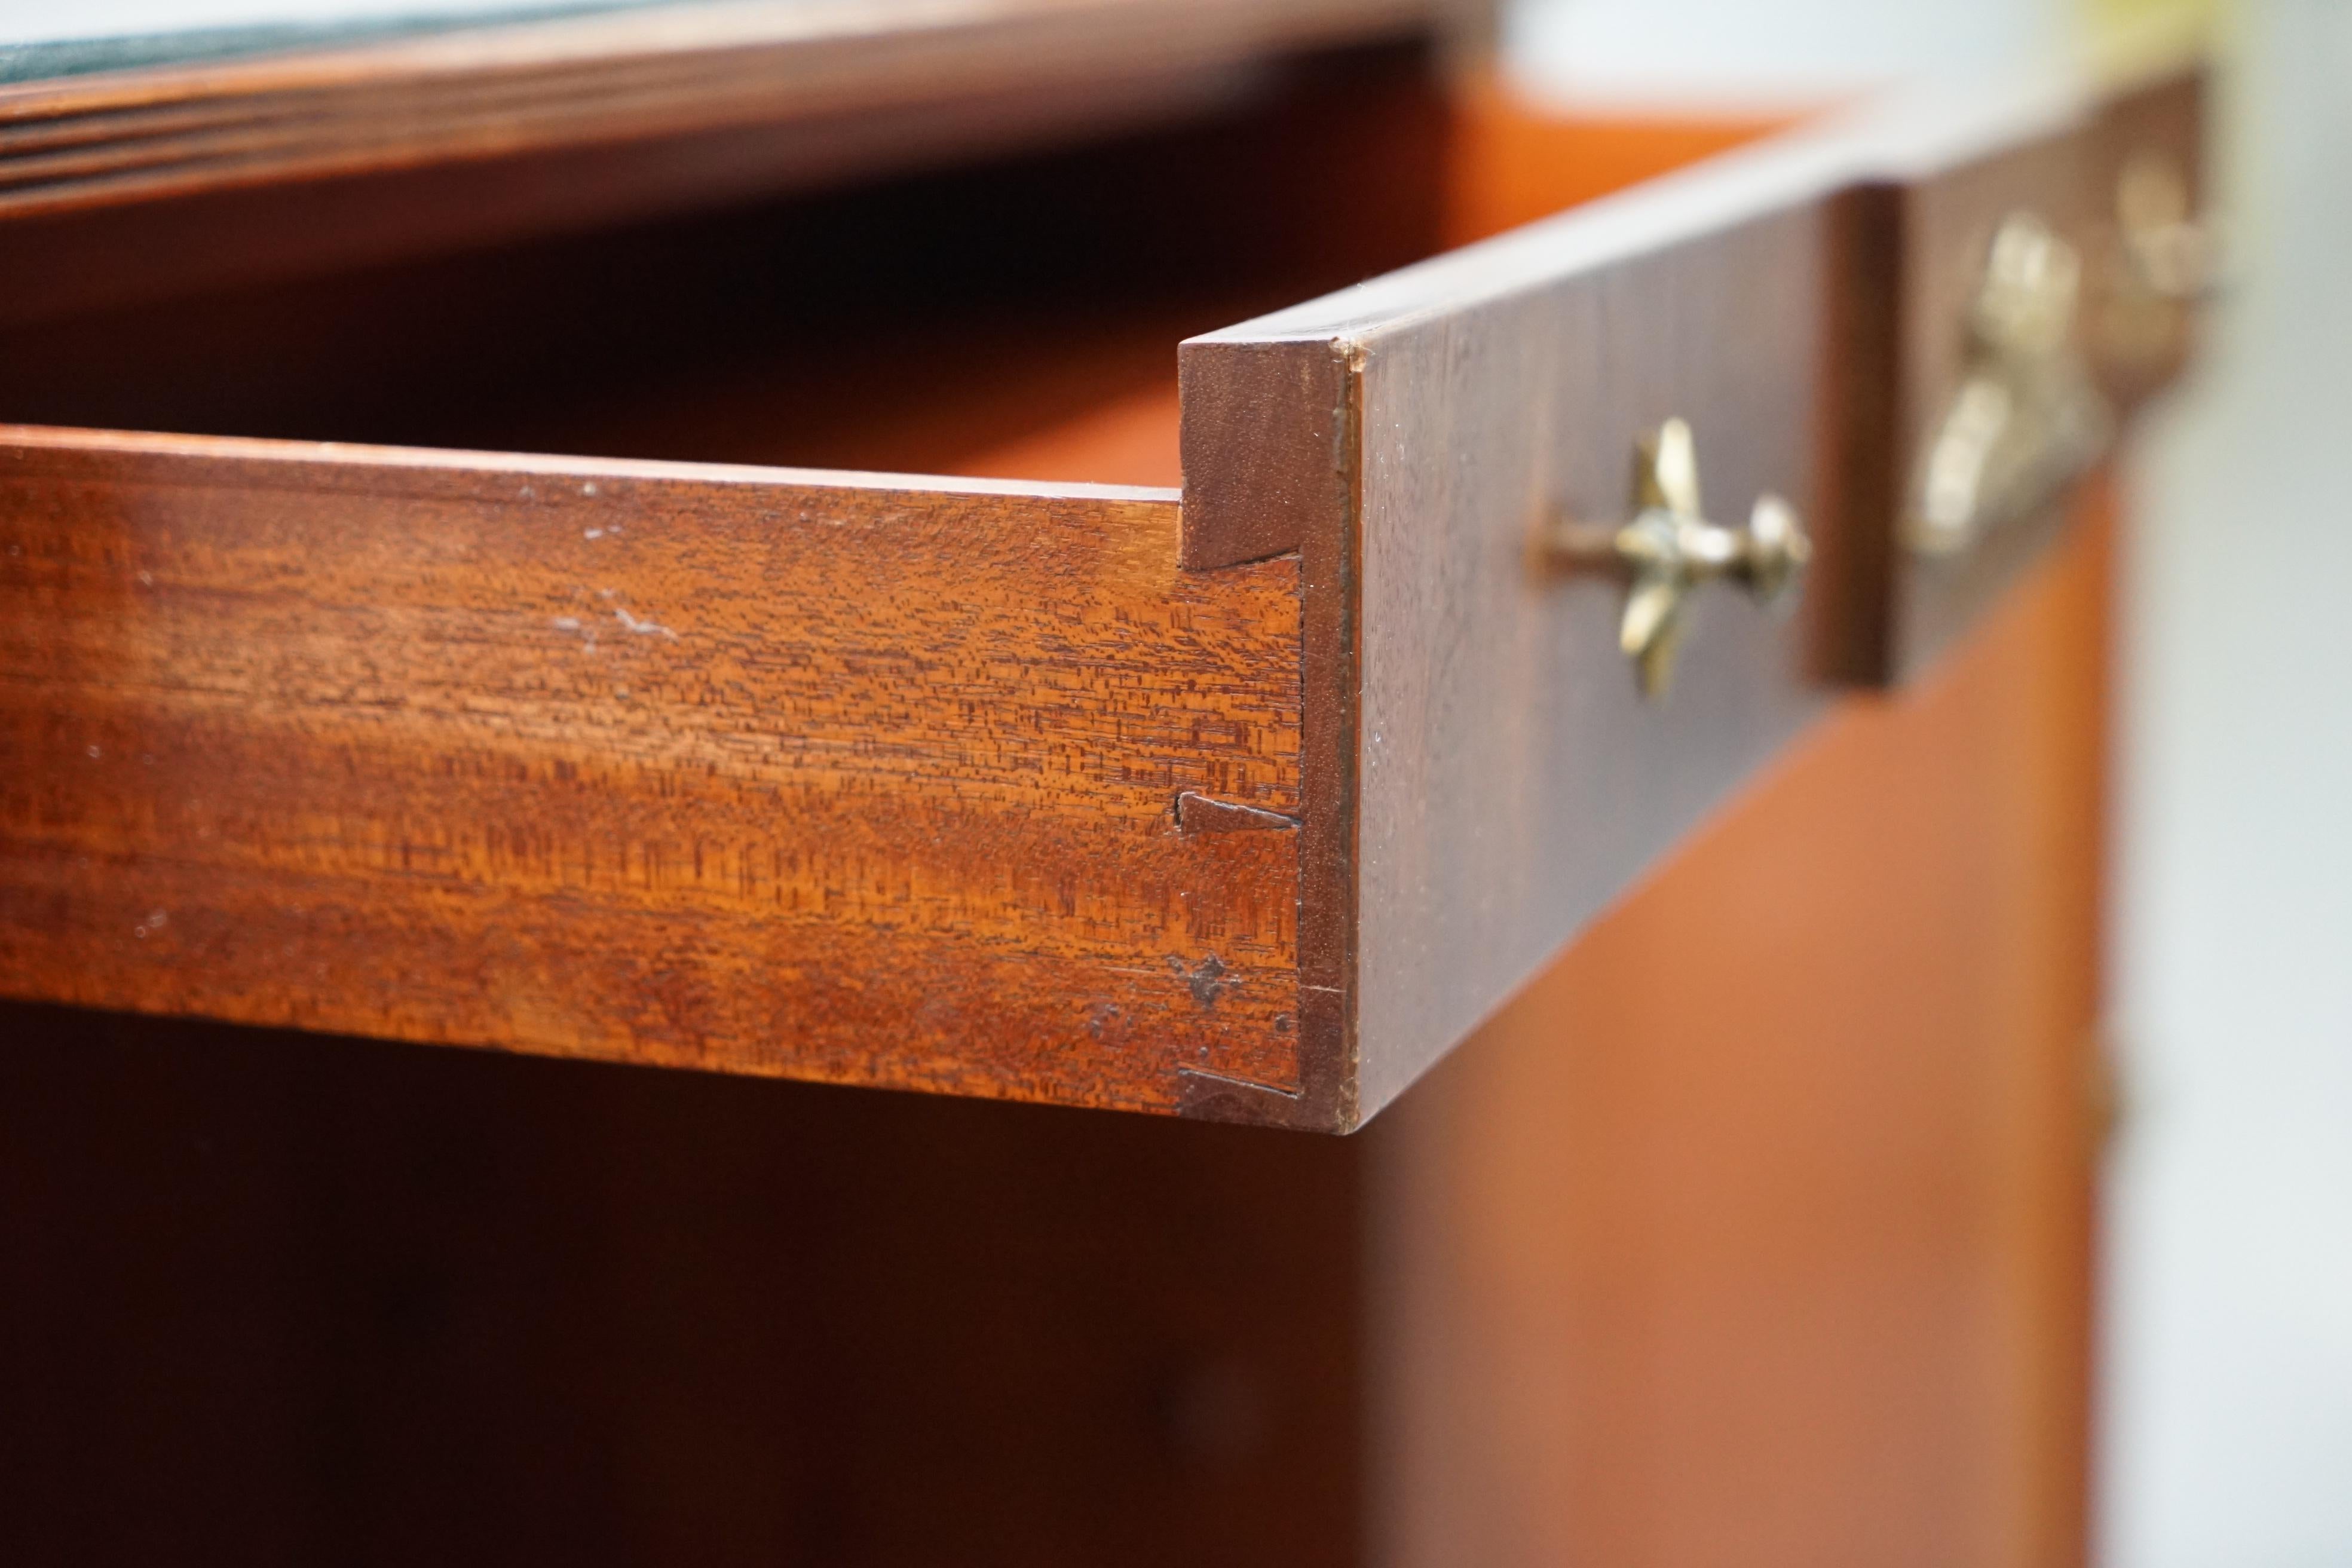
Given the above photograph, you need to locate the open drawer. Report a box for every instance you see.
[0,19,2207,1129]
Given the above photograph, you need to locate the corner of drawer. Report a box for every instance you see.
[1177,333,1361,571]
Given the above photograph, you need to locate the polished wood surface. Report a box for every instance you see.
[0,35,2161,1556]
[0,431,1304,1114]
[0,480,2115,1566]
[1181,59,2197,1126]
[0,26,1462,332]
[0,60,2192,1127]
[0,1002,1364,1566]
[1864,66,2203,682]
[0,0,1458,219]
[0,45,1463,1123]
[1368,482,2113,1567]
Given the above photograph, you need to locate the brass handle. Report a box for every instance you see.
[1546,417,1809,699]
[2117,152,2220,304]
[1909,211,2114,558]
[2101,151,2222,377]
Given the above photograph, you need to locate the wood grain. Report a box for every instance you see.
[0,1002,1365,1566]
[0,428,1305,1114]
[1860,62,2204,682]
[0,58,2204,1124]
[1186,110,1866,1125]
[1181,56,2204,1123]
[1878,78,2107,683]
[0,16,1472,332]
[0,471,2118,1565]
[1367,481,2115,1568]
[0,0,1456,220]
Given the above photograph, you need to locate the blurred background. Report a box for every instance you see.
[1508,0,2351,1563]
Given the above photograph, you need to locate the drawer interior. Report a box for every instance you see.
[0,48,1786,490]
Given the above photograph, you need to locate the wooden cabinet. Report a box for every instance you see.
[0,5,2203,1127]
[0,4,2204,1560]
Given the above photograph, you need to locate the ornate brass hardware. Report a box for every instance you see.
[2101,151,2221,375]
[1546,418,1809,699]
[1909,211,2113,559]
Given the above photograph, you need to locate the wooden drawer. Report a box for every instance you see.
[1823,64,2210,682]
[0,30,2207,1129]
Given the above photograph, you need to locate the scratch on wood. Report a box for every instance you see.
[1174,790,1300,834]
[1175,1064,1315,1128]
[1176,1067,1300,1101]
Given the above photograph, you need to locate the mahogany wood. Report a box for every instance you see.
[0,1001,1364,1566]
[0,431,1305,1115]
[0,0,1457,219]
[0,65,1257,331]
[0,56,2203,1126]
[1861,65,2206,682]
[1366,483,2115,1567]
[0,96,2134,1564]
[0,42,1451,456]
[1181,58,2201,1125]
[0,476,2115,1566]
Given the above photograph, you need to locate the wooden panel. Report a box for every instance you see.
[1864,62,2204,682]
[0,1002,1363,1566]
[1878,78,2106,682]
[1368,481,2114,1567]
[0,32,1457,334]
[1186,119,1869,1125]
[1437,85,1797,245]
[0,483,2118,1564]
[0,0,1457,220]
[0,65,1254,332]
[1181,56,2203,1125]
[1341,194,1839,1117]
[2088,68,2210,412]
[0,429,1306,1114]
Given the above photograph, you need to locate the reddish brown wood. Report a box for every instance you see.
[1178,56,2204,1125]
[0,474,2117,1566]
[0,38,1460,1129]
[0,0,1457,220]
[1865,63,2205,682]
[0,1001,1366,1566]
[0,91,2139,1564]
[1184,115,1870,1126]
[0,68,1252,332]
[1437,85,1799,244]
[1367,483,2115,1567]
[0,430,1304,1115]
[0,56,2205,1127]
[0,13,1474,332]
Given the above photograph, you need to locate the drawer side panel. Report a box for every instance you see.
[0,429,1304,1114]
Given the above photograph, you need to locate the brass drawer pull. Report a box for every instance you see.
[1910,210,2113,558]
[2102,151,2222,377]
[1547,417,1809,699]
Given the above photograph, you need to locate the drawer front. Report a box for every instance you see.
[0,431,1306,1114]
[1882,66,2207,680]
[1187,56,2207,1125]
[0,56,2207,1131]
[1190,154,1858,1122]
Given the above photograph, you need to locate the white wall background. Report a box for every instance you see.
[2103,4,2352,1563]
[1506,2,2352,1564]
[1506,0,2065,106]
